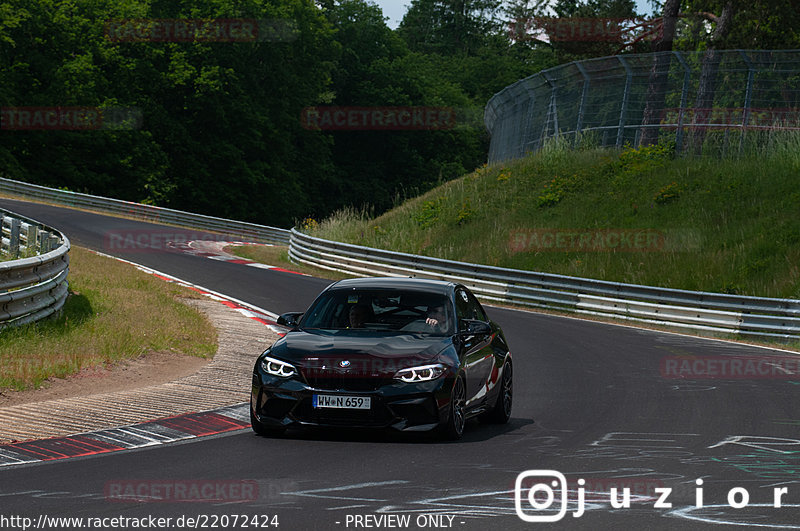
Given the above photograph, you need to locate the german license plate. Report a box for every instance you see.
[312,394,371,410]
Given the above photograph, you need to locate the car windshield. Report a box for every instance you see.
[300,288,453,336]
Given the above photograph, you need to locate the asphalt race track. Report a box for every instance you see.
[1,197,799,530]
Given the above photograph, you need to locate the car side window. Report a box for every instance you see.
[467,292,488,321]
[455,289,471,322]
[455,288,487,322]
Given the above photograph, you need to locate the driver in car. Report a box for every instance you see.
[425,304,448,333]
[348,304,372,328]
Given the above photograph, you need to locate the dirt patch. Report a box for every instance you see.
[0,351,209,407]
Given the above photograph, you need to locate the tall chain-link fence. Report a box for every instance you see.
[484,49,800,163]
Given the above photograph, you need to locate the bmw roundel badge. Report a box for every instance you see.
[339,360,351,368]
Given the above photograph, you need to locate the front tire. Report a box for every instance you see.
[480,361,512,424]
[440,376,466,440]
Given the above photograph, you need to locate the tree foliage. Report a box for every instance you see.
[678,0,800,50]
[0,0,795,226]
[0,0,339,226]
[398,0,504,56]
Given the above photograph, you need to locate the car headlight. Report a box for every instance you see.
[394,364,446,383]
[260,355,297,378]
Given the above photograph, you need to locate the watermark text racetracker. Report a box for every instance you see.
[509,16,660,43]
[104,479,258,503]
[508,228,701,253]
[514,470,795,522]
[509,228,663,253]
[105,18,297,42]
[660,355,800,379]
[1,106,142,131]
[105,229,244,253]
[301,106,455,131]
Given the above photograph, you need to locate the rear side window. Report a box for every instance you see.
[455,288,487,322]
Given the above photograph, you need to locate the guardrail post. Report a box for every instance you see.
[39,229,51,253]
[9,218,21,258]
[26,223,38,253]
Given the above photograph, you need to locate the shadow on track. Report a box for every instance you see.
[248,417,535,445]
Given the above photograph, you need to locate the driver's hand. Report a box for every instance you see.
[425,317,439,326]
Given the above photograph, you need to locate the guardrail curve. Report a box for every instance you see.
[0,177,289,245]
[289,229,800,341]
[0,209,70,329]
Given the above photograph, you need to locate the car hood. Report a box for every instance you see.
[270,329,451,365]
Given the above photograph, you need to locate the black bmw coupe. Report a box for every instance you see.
[250,277,513,440]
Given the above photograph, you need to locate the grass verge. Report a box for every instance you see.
[310,137,800,299]
[0,246,217,391]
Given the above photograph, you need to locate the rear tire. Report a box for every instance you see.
[250,405,286,437]
[439,376,466,440]
[480,361,512,424]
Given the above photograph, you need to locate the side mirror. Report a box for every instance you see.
[277,312,303,328]
[459,319,492,336]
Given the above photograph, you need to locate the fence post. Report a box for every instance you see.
[738,50,755,154]
[521,77,539,156]
[575,61,590,147]
[616,56,633,148]
[672,52,692,154]
[514,91,527,159]
[541,72,558,145]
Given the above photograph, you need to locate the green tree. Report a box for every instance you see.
[549,0,643,60]
[316,0,485,217]
[679,0,800,50]
[640,0,681,146]
[0,0,339,227]
[398,0,503,56]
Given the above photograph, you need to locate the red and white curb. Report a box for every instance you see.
[0,404,250,467]
[168,240,307,275]
[0,252,296,466]
[90,250,288,337]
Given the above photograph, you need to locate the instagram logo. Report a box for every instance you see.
[515,470,569,522]
[514,469,793,521]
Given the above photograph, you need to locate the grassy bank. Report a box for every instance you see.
[310,137,800,299]
[0,247,217,391]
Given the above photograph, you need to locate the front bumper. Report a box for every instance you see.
[251,370,453,432]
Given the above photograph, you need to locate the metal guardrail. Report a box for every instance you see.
[0,177,290,245]
[2,177,797,340]
[0,209,70,329]
[2,214,62,257]
[289,229,800,341]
